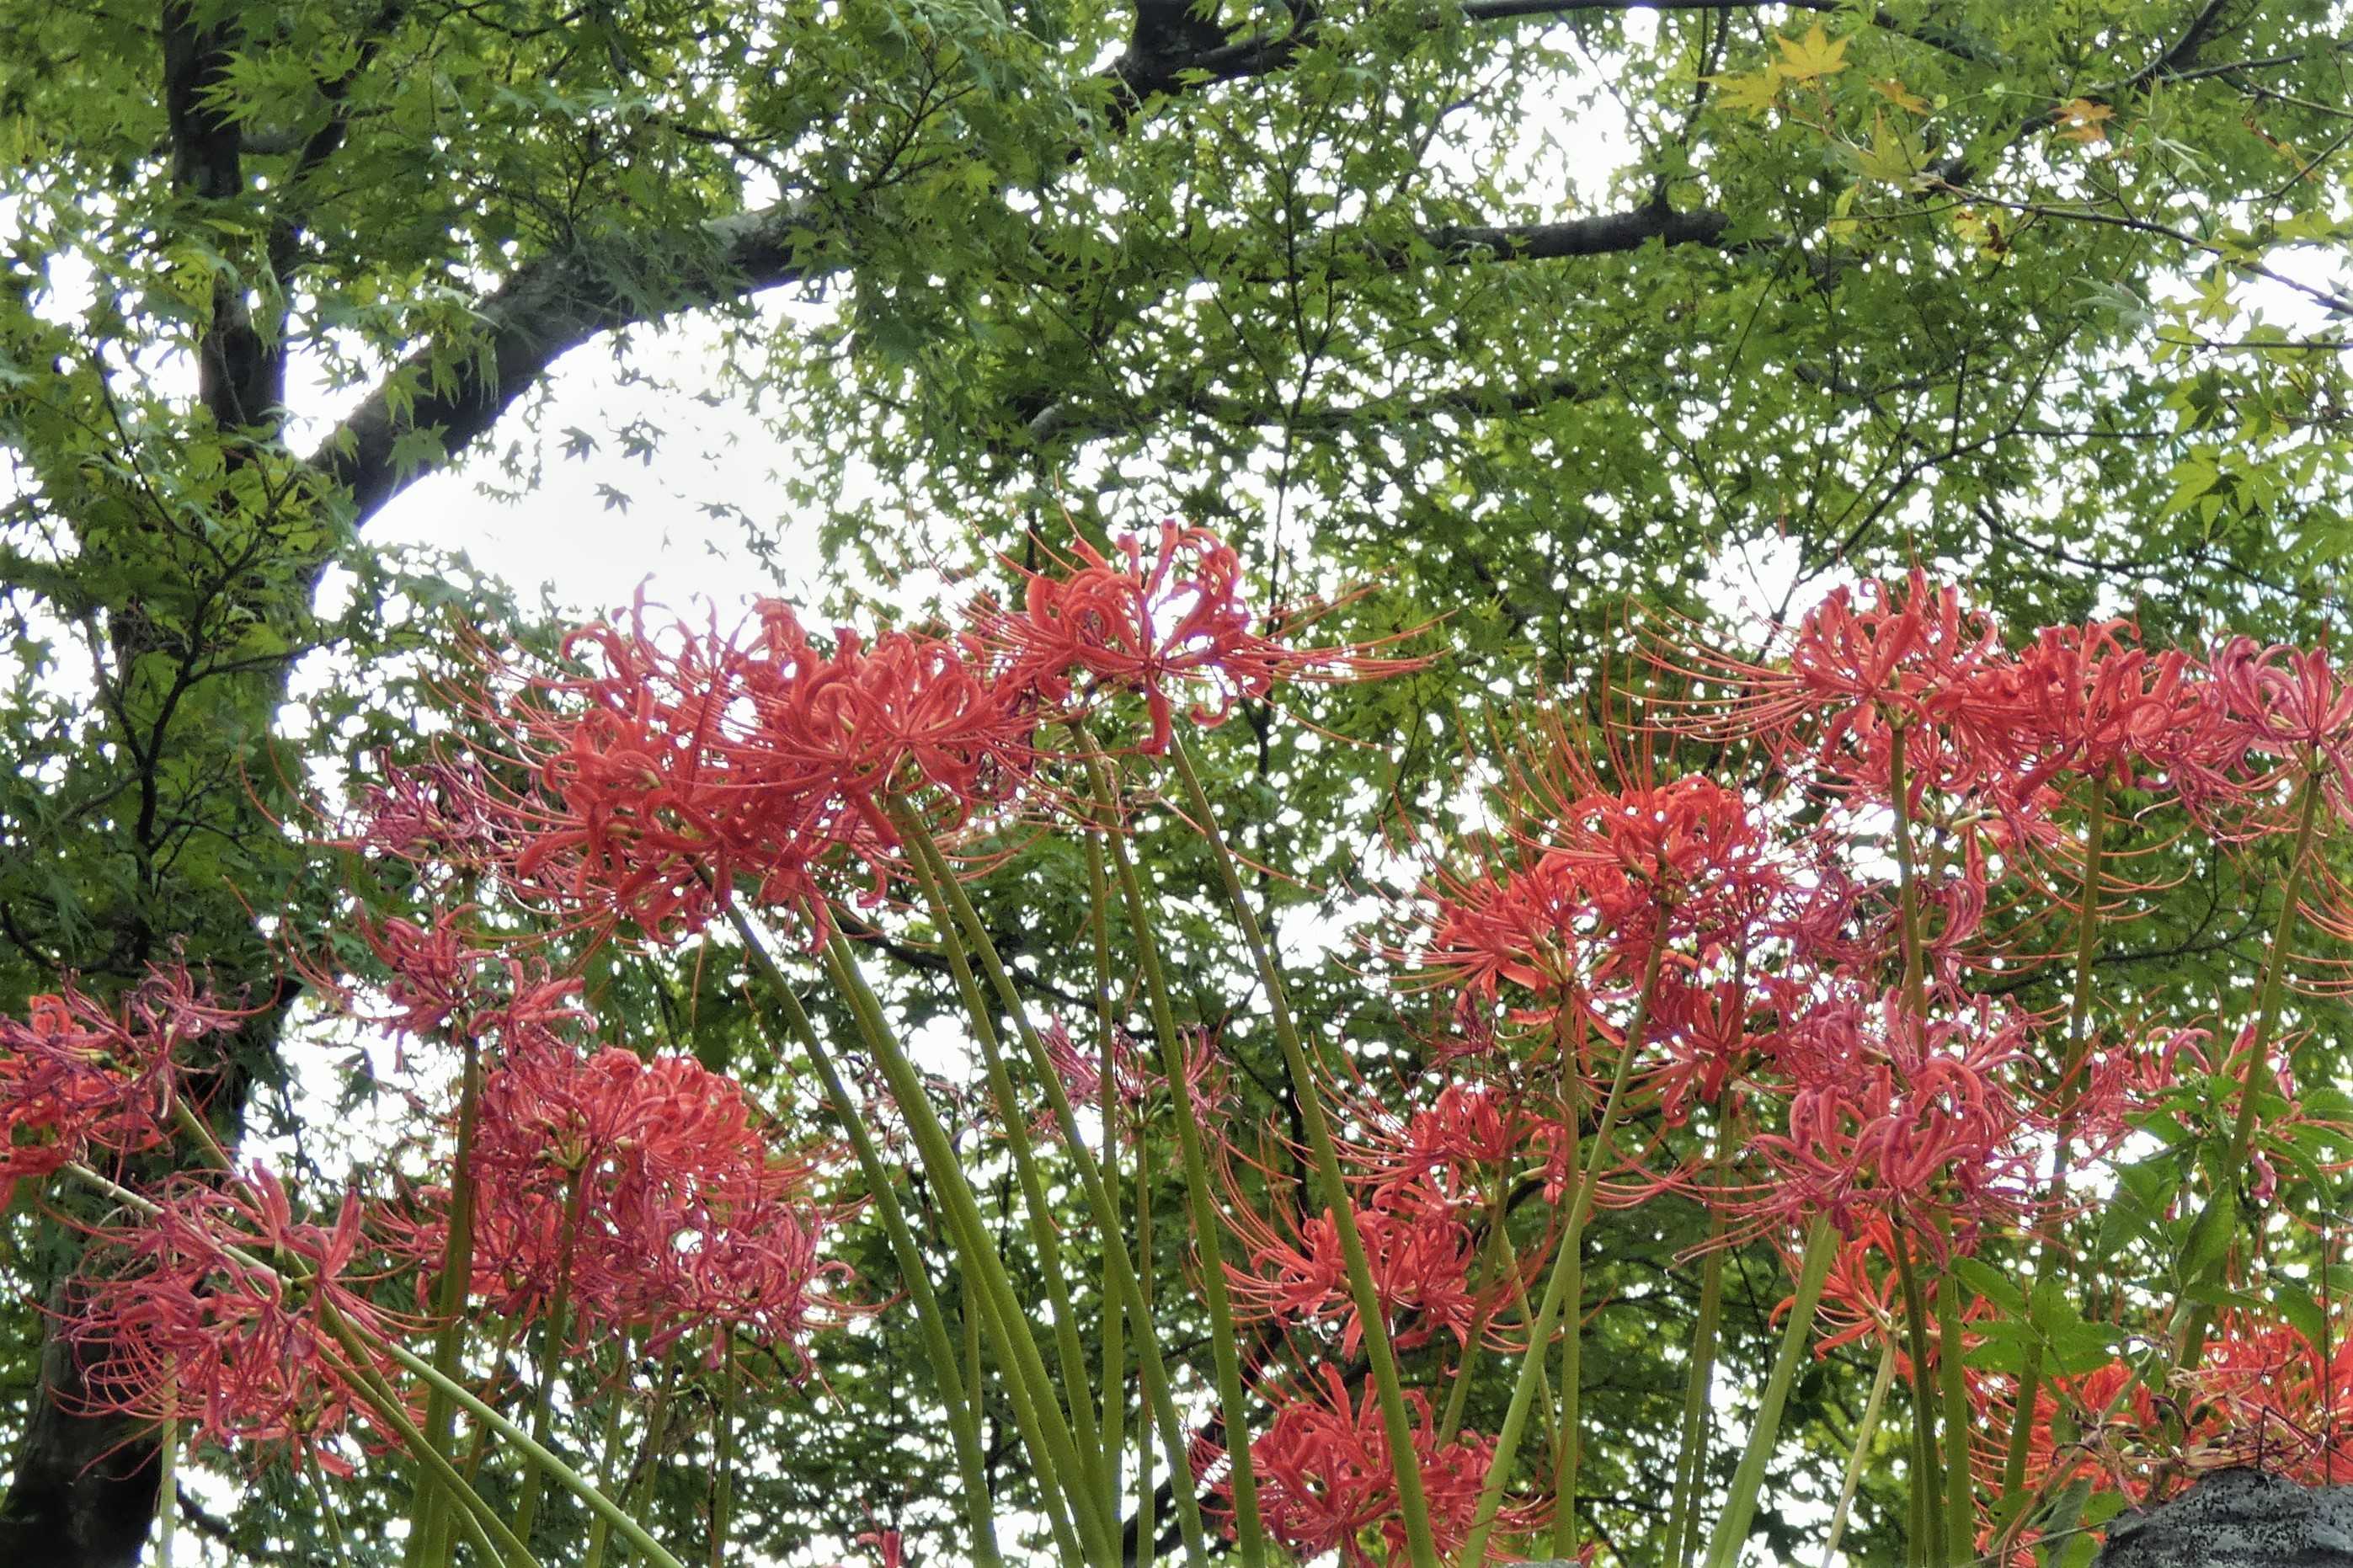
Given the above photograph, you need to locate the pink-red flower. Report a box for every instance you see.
[983,524,1420,755]
[0,964,237,1205]
[65,1165,413,1475]
[398,1040,853,1363]
[1215,1365,1546,1567]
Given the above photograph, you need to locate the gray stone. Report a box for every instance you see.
[2094,1469,2353,1568]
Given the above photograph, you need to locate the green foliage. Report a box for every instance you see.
[5,0,2353,1562]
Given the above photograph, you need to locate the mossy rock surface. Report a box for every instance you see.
[2095,1469,2353,1568]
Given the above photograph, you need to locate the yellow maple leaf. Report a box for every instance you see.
[1707,66,1784,115]
[1775,24,1851,81]
[1871,77,1930,115]
[2053,97,2114,143]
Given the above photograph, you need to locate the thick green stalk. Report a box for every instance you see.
[155,1401,177,1568]
[820,932,1119,1567]
[308,1451,357,1568]
[1459,934,1668,1567]
[512,1165,591,1549]
[2000,776,2107,1503]
[315,1300,539,1568]
[1821,1343,1897,1568]
[1936,1245,1975,1558]
[1134,1101,1158,1568]
[729,910,1003,1568]
[1552,1167,1585,1560]
[899,829,1104,1491]
[583,1348,678,1568]
[410,1034,488,1568]
[1087,750,1267,1565]
[1885,728,1949,1566]
[1666,1179,1731,1568]
[2174,765,2324,1375]
[1166,739,1435,1568]
[1437,1173,1514,1445]
[1886,723,1931,1024]
[710,1333,736,1568]
[1698,1218,1839,1568]
[1090,832,1126,1516]
[896,808,1214,1565]
[1890,1220,1947,1566]
[377,1332,690,1568]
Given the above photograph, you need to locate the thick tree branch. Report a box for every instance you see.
[305,200,1724,525]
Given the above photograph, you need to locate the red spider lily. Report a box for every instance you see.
[1964,1357,2169,1565]
[1412,848,1586,1000]
[1029,1017,1220,1143]
[341,752,509,874]
[1412,773,1813,1011]
[296,914,587,1071]
[64,1165,414,1475]
[2159,637,2353,835]
[2210,637,2353,776]
[2182,1310,2353,1482]
[726,609,1035,868]
[1225,1190,1493,1356]
[1966,1356,2163,1499]
[1335,1082,1537,1209]
[1211,1364,1548,1567]
[475,595,1031,947]
[1806,1224,1906,1359]
[0,964,238,1205]
[2046,1027,2207,1166]
[1643,975,1774,1128]
[394,1041,853,1363]
[1982,621,2210,796]
[1736,985,2045,1250]
[485,598,779,939]
[1649,570,2025,800]
[982,523,1421,755]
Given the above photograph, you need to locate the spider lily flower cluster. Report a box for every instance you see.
[7,542,2353,1568]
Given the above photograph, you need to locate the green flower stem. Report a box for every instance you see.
[1134,1088,1158,1568]
[512,1165,591,1549]
[1820,1341,1897,1568]
[410,1033,488,1568]
[895,823,1104,1496]
[155,1397,177,1568]
[597,1349,682,1568]
[1699,1217,1839,1568]
[2000,776,2107,1505]
[59,1160,531,1567]
[1436,1172,1514,1446]
[1665,1149,1731,1568]
[1086,748,1268,1566]
[728,908,1004,1568]
[1886,727,1948,1567]
[894,807,1214,1565]
[1889,1219,1946,1566]
[1165,737,1434,1568]
[1459,933,1668,1568]
[308,1451,358,1568]
[1936,1232,1974,1558]
[1090,832,1127,1516]
[2174,764,2324,1376]
[709,1331,736,1568]
[376,1331,691,1568]
[314,1299,539,1568]
[1552,1117,1585,1562]
[1886,723,1932,1027]
[819,931,1119,1568]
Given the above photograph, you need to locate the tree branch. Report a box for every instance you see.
[305,199,1725,525]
